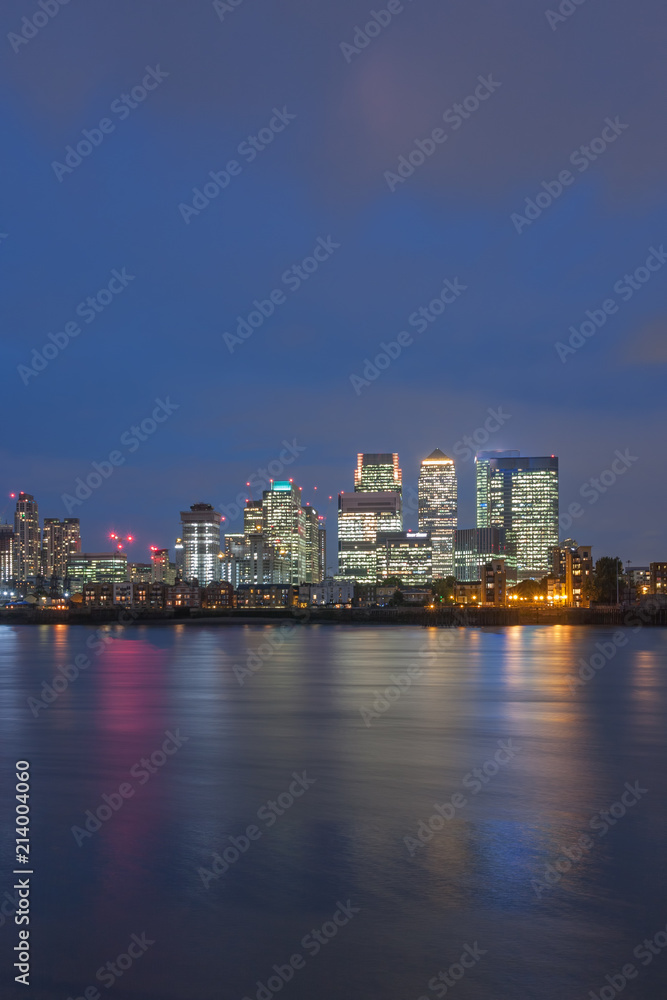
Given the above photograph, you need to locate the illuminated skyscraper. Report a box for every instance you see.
[42,518,81,578]
[180,503,223,584]
[150,548,171,583]
[354,453,402,494]
[14,492,40,581]
[0,524,14,583]
[418,449,457,578]
[337,491,402,581]
[475,452,559,581]
[376,531,432,585]
[303,505,324,583]
[262,481,307,584]
[243,500,263,535]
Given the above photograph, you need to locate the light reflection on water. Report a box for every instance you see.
[0,624,665,1000]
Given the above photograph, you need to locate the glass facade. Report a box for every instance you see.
[376,531,433,585]
[180,503,223,584]
[66,552,128,588]
[262,481,320,585]
[475,453,558,581]
[455,527,506,582]
[42,517,81,579]
[354,453,402,494]
[418,449,457,578]
[0,524,14,583]
[337,491,403,581]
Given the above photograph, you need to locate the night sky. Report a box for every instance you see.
[2,0,665,566]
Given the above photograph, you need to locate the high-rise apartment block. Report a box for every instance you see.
[0,524,14,583]
[476,452,558,581]
[418,449,457,578]
[42,518,81,579]
[180,503,223,584]
[14,492,40,581]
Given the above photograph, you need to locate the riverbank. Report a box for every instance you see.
[1,605,665,627]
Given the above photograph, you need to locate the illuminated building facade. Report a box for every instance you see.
[650,562,667,596]
[455,527,507,582]
[476,452,559,582]
[418,449,457,578]
[66,552,128,589]
[355,453,402,494]
[376,531,433,585]
[174,537,184,578]
[243,500,264,535]
[483,559,507,605]
[150,548,172,583]
[262,481,315,584]
[0,524,14,583]
[180,503,223,584]
[303,505,324,583]
[222,532,291,587]
[337,491,402,581]
[14,492,40,581]
[42,518,81,579]
[550,541,593,606]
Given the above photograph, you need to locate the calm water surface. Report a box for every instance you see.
[1,623,666,1000]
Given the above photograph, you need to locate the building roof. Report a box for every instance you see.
[422,448,453,463]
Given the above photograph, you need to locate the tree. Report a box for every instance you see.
[389,588,404,606]
[432,576,456,603]
[592,557,624,604]
[380,576,403,587]
[507,577,548,601]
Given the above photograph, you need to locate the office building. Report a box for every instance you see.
[0,523,14,583]
[354,453,402,494]
[180,503,223,584]
[174,537,184,577]
[42,518,81,579]
[222,532,291,588]
[243,500,264,535]
[303,505,324,583]
[262,481,314,584]
[128,562,152,583]
[337,491,402,581]
[476,452,558,582]
[14,492,40,581]
[550,541,593,606]
[302,578,355,605]
[376,531,433,585]
[66,552,128,590]
[319,525,327,581]
[418,449,457,578]
[455,527,506,582]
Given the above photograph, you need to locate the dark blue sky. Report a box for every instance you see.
[2,0,666,565]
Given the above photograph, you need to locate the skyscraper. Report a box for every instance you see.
[42,518,81,579]
[180,503,223,584]
[337,491,402,580]
[243,500,263,535]
[262,481,307,584]
[354,453,402,494]
[150,547,171,583]
[14,492,40,581]
[418,449,457,578]
[0,524,14,584]
[476,452,559,581]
